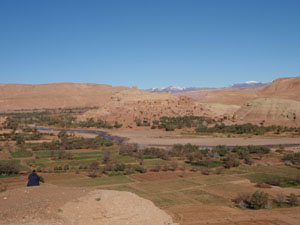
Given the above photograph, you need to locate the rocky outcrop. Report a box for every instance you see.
[80,89,212,127]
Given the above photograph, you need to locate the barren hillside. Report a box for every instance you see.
[234,98,300,126]
[0,83,128,111]
[259,77,300,100]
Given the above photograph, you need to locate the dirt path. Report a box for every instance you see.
[109,129,300,147]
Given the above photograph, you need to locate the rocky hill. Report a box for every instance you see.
[79,88,211,127]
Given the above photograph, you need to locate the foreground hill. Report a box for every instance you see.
[0,184,176,225]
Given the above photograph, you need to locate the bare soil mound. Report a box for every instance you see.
[0,184,177,225]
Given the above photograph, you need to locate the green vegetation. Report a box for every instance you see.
[196,123,300,135]
[153,116,214,131]
[11,149,33,158]
[0,160,21,175]
[0,107,123,130]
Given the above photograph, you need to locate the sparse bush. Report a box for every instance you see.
[224,154,240,168]
[249,191,270,209]
[0,160,21,175]
[162,164,169,171]
[114,163,126,172]
[134,165,147,173]
[287,193,299,206]
[103,151,111,164]
[63,164,69,171]
[170,162,178,171]
[234,191,270,209]
[151,164,161,172]
[201,168,211,175]
[215,167,223,175]
[276,193,286,207]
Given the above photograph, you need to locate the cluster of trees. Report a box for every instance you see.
[1,107,122,130]
[196,123,300,135]
[119,143,271,169]
[86,161,147,177]
[0,160,20,175]
[234,191,299,209]
[282,152,300,165]
[262,175,300,187]
[29,133,113,151]
[152,116,214,131]
[0,128,42,143]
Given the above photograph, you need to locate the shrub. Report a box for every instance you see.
[103,151,111,164]
[234,191,270,209]
[224,154,240,168]
[287,193,299,206]
[201,168,211,175]
[233,193,250,208]
[151,164,161,172]
[63,164,69,171]
[215,167,223,175]
[170,162,178,171]
[276,193,286,206]
[134,165,147,173]
[0,160,21,175]
[124,168,135,175]
[162,165,169,171]
[114,163,126,172]
[249,191,269,209]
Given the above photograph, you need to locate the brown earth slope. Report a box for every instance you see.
[234,98,300,126]
[0,83,128,111]
[0,184,176,225]
[259,77,300,100]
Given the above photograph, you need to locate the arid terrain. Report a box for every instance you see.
[1,77,300,225]
[1,77,300,127]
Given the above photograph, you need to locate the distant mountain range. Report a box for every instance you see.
[147,81,271,92]
[147,86,201,93]
[230,81,271,88]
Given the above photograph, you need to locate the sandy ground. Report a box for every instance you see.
[0,184,177,225]
[109,129,300,147]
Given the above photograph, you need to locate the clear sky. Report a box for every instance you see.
[0,0,299,89]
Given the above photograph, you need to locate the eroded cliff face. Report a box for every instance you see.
[234,98,300,126]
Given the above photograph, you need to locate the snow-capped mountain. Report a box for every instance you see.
[230,81,271,88]
[148,81,271,92]
[147,86,199,93]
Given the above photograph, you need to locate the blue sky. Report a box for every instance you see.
[0,0,299,89]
